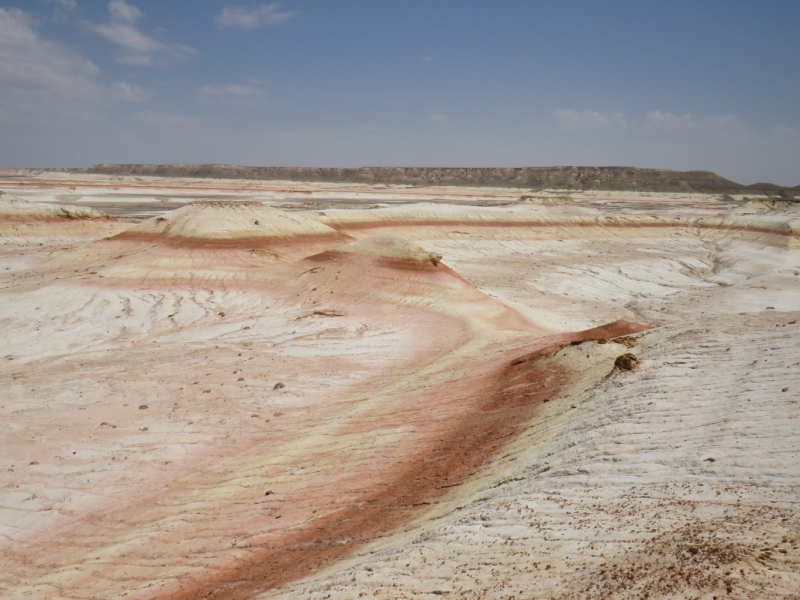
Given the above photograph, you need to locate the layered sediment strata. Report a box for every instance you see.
[1,181,798,600]
[82,164,798,196]
[0,201,646,600]
[52,201,356,283]
[0,196,128,239]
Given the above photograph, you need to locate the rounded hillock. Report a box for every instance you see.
[0,197,110,220]
[333,235,439,262]
[127,201,341,240]
[0,197,127,238]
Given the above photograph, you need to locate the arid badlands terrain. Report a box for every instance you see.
[1,168,798,600]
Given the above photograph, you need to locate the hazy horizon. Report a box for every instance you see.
[1,0,798,185]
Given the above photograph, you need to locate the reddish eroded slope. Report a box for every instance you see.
[0,206,647,600]
[0,196,128,239]
[55,201,354,270]
[145,323,645,600]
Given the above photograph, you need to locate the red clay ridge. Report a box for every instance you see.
[153,320,648,600]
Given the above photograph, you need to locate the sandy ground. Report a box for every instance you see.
[0,173,798,600]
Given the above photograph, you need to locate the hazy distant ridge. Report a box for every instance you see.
[83,164,796,195]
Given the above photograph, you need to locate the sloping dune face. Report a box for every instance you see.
[2,183,799,600]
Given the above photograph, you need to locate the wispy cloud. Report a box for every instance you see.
[44,0,78,23]
[0,7,147,124]
[644,111,748,132]
[644,110,694,131]
[705,114,744,129]
[89,0,194,66]
[553,109,627,130]
[108,0,141,23]
[50,0,79,10]
[197,84,268,106]
[427,113,448,122]
[110,81,149,103]
[215,3,298,30]
[772,124,799,138]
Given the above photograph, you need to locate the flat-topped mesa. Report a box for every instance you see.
[83,164,798,195]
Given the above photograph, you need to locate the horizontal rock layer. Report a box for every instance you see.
[82,164,799,195]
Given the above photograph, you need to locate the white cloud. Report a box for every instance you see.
[52,0,79,10]
[215,3,298,30]
[89,1,194,66]
[197,84,268,106]
[644,110,694,131]
[705,114,744,129]
[107,0,141,23]
[44,0,78,23]
[553,109,627,130]
[0,8,147,124]
[92,21,164,54]
[111,81,149,102]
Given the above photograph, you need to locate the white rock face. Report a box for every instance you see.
[0,173,798,600]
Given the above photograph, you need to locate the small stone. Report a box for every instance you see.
[615,353,639,371]
[139,405,148,410]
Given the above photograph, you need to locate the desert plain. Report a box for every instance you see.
[0,169,799,600]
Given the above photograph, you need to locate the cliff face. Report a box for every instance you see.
[83,164,796,195]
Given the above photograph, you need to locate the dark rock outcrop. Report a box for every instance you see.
[81,164,795,195]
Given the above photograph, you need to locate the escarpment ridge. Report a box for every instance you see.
[80,164,798,195]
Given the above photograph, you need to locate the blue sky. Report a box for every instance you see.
[1,0,798,185]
